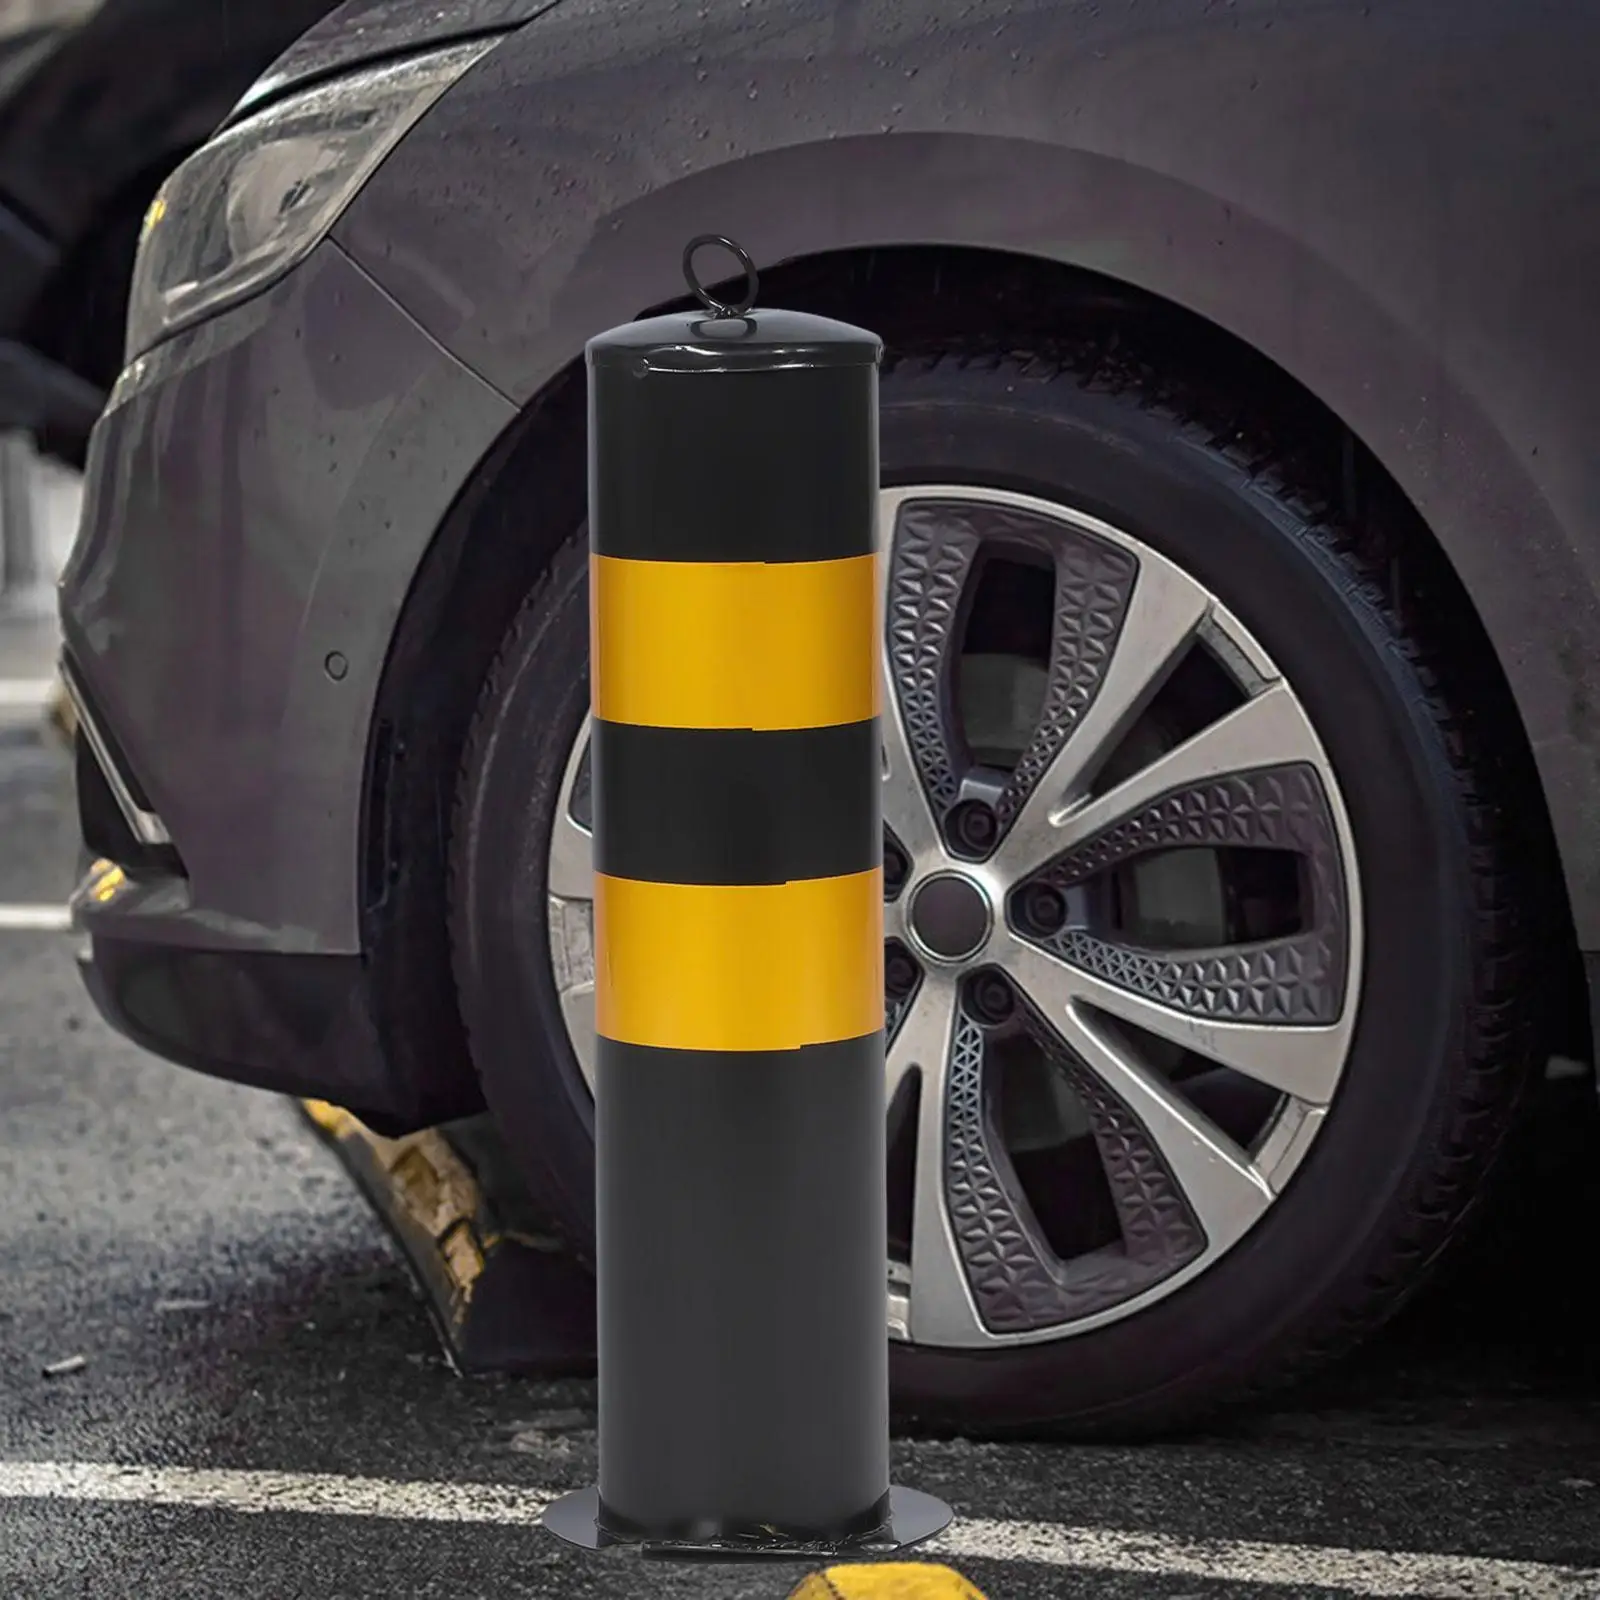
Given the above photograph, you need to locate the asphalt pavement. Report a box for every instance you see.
[3,666,1600,1598]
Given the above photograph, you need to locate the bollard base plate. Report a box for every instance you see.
[542,1486,952,1563]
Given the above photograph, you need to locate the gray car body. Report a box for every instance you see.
[62,0,1600,1125]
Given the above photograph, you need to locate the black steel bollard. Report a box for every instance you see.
[542,238,951,1560]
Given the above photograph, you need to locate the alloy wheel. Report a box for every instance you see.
[545,484,1362,1350]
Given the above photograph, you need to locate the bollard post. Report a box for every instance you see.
[542,237,951,1561]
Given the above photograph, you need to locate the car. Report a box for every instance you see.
[59,0,1599,1436]
[0,0,337,465]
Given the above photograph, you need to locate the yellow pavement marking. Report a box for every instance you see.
[4,1466,1598,1595]
[85,859,126,905]
[789,1564,989,1600]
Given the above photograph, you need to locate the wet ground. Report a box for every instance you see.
[2,699,1599,1599]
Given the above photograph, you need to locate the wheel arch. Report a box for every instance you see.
[365,240,1588,1126]
[339,119,1600,962]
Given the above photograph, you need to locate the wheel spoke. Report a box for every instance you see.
[885,971,955,1123]
[547,810,594,903]
[995,519,1138,826]
[547,886,598,1090]
[881,683,942,865]
[1002,934,1346,1105]
[883,946,922,1048]
[1015,757,1352,1036]
[1006,682,1319,878]
[559,980,597,1087]
[1041,997,1273,1255]
[997,557,1213,874]
[1022,1017,1207,1276]
[547,719,594,903]
[886,979,988,1346]
[877,491,947,864]
[881,494,981,849]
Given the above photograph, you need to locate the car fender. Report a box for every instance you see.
[332,0,1600,945]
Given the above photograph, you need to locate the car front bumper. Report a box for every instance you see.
[61,236,515,1123]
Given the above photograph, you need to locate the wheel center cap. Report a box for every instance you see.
[908,873,992,963]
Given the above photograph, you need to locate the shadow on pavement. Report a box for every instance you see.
[1234,1071,1600,1445]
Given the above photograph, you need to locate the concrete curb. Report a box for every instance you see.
[298,1101,596,1376]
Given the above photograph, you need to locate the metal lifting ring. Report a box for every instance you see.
[681,234,760,318]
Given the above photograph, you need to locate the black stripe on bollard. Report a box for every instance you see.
[594,1034,888,1543]
[591,364,876,564]
[543,237,950,1562]
[591,719,881,886]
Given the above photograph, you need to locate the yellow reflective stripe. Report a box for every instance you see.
[595,870,884,1051]
[788,1565,990,1600]
[590,553,880,730]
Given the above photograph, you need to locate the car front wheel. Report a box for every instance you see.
[449,337,1544,1435]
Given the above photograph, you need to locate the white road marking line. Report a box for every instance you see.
[0,904,72,931]
[0,1463,552,1526]
[938,1517,1600,1598]
[1,1462,1597,1598]
[0,678,55,709]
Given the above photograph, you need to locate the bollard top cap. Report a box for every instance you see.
[587,308,883,374]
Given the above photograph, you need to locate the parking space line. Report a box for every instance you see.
[0,679,54,710]
[1,1462,1596,1597]
[937,1517,1600,1597]
[0,1462,552,1525]
[0,904,71,930]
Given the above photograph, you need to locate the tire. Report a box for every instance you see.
[448,336,1547,1436]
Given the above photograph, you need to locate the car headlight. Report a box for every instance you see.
[125,39,495,362]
